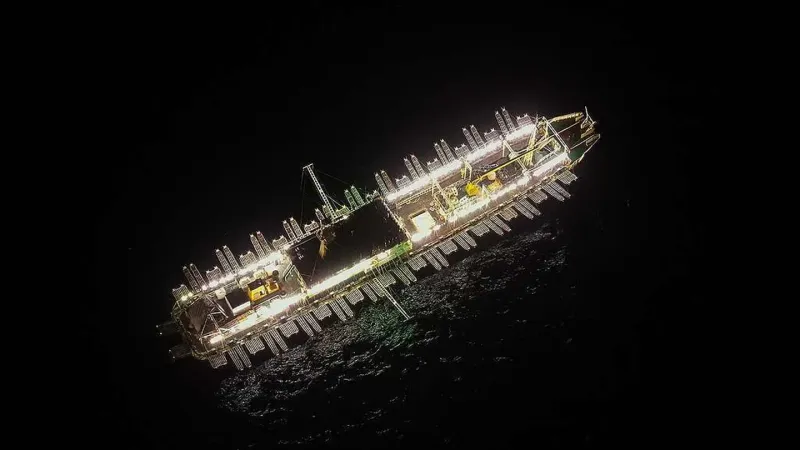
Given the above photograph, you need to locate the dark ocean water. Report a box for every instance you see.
[129,166,674,449]
[219,225,570,445]
[89,103,708,448]
[77,6,718,447]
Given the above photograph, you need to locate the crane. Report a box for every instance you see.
[303,163,337,221]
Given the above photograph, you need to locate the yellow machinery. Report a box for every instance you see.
[466,168,502,197]
[247,277,281,302]
[464,131,544,197]
[462,116,565,198]
[465,182,481,197]
[248,282,267,302]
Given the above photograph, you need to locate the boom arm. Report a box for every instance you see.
[303,164,337,220]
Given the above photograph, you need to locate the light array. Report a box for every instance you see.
[445,170,532,225]
[181,251,285,301]
[448,197,491,223]
[207,248,395,345]
[307,248,392,295]
[532,152,569,176]
[385,123,536,203]
[415,150,558,235]
[386,159,461,202]
[411,229,432,242]
[444,150,561,226]
[209,292,306,344]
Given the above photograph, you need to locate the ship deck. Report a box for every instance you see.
[391,135,533,237]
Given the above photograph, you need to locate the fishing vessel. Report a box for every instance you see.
[158,107,600,370]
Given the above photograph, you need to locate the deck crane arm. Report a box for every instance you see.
[303,163,337,221]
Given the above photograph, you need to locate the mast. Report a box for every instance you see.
[303,163,337,220]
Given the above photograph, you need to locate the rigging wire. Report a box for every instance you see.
[326,193,345,209]
[316,169,352,189]
[299,168,306,225]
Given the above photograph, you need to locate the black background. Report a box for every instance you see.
[73,2,724,448]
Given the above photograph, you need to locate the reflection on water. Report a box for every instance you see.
[218,222,576,445]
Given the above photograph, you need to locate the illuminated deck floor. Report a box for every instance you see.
[392,138,531,232]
